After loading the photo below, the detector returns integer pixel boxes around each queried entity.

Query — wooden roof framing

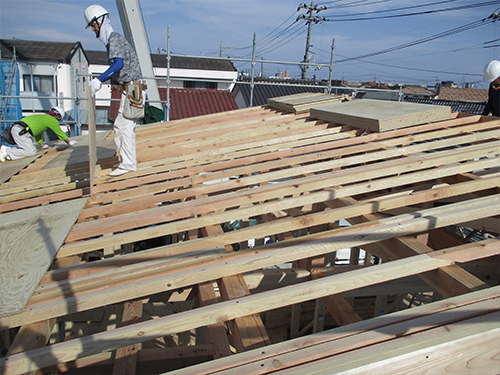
[0,95,499,374]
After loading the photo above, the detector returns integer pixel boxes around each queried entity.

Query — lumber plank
[0,198,88,317]
[112,301,143,375]
[0,254,455,373]
[166,287,500,375]
[3,195,498,330]
[310,99,451,132]
[198,281,232,359]
[279,311,500,375]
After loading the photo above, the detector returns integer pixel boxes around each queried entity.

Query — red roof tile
[109,87,238,121]
[437,87,488,102]
[402,86,434,95]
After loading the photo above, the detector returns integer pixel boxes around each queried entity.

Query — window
[183,81,217,90]
[23,75,54,92]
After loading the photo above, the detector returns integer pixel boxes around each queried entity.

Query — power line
[320,0,392,9]
[333,16,497,64]
[322,1,499,21]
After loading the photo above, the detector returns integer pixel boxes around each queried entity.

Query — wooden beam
[146,287,500,375]
[198,281,232,359]
[0,254,455,373]
[112,301,143,375]
[4,195,499,329]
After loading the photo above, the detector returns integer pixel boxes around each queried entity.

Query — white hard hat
[51,106,65,119]
[483,60,500,82]
[85,5,109,28]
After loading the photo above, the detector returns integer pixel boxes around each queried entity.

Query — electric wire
[323,1,499,21]
[333,17,494,64]
[320,0,393,9]
[258,23,308,56]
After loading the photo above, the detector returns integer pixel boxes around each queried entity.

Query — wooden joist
[0,97,499,374]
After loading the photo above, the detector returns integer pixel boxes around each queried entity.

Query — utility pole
[297,1,326,79]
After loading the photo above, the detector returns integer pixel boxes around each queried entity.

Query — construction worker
[0,106,75,162]
[482,60,500,117]
[85,4,143,176]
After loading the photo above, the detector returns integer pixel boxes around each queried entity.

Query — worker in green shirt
[0,106,76,162]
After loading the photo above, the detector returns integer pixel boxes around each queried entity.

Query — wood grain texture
[268,93,345,113]
[310,99,452,132]
[0,198,88,317]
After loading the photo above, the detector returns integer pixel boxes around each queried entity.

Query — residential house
[88,51,238,115]
[1,39,88,117]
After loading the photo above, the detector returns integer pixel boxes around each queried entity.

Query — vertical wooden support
[217,274,270,352]
[350,247,360,265]
[239,220,249,250]
[87,89,97,197]
[112,301,143,375]
[198,281,232,358]
[312,299,326,333]
[7,319,58,375]
[290,304,301,339]
[374,294,388,317]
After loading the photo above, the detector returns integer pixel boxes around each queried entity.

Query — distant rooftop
[437,86,488,103]
[86,50,236,72]
[1,39,82,64]
[109,87,238,121]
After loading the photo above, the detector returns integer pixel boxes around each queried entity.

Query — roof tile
[109,88,238,121]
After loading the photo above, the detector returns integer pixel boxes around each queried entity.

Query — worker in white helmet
[85,4,144,176]
[482,60,500,117]
[0,106,76,162]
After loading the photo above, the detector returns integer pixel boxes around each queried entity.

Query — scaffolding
[0,47,22,145]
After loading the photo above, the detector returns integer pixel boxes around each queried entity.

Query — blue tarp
[1,60,23,145]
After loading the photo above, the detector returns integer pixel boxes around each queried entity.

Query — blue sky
[1,0,499,87]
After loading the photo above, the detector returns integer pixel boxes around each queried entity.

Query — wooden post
[87,89,97,197]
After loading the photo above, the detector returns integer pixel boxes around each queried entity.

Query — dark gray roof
[85,50,236,72]
[355,90,401,101]
[403,97,486,115]
[152,54,236,72]
[1,39,82,64]
[85,50,109,65]
[234,82,352,107]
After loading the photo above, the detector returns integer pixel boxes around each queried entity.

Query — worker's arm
[97,57,123,82]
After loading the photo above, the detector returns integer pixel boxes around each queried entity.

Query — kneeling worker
[0,106,75,162]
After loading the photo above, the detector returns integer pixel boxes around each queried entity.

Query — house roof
[234,81,351,107]
[86,50,236,72]
[403,97,486,115]
[437,86,488,102]
[401,86,435,95]
[0,97,499,374]
[355,90,401,101]
[109,87,238,121]
[1,39,82,64]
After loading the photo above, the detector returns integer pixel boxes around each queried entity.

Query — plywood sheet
[268,93,344,114]
[310,99,451,132]
[0,150,47,183]
[0,198,88,317]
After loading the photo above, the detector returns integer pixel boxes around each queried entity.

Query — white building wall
[18,62,58,114]
[88,64,238,105]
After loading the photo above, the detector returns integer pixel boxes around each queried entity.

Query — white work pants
[113,91,137,171]
[5,124,38,160]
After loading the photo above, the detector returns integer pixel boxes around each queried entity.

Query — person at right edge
[85,4,143,176]
[482,60,500,117]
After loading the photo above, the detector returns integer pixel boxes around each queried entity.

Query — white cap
[483,60,500,82]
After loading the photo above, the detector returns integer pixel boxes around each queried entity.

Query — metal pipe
[166,25,171,122]
[249,33,256,108]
